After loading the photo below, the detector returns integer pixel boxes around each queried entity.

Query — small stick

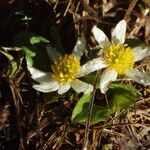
[9,79,25,150]
[83,71,99,150]
[124,0,138,21]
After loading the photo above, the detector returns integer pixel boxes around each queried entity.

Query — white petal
[33,81,59,93]
[100,68,118,93]
[28,66,54,83]
[71,79,93,93]
[46,45,61,61]
[79,57,107,77]
[28,66,46,79]
[92,25,111,49]
[57,84,70,94]
[126,69,150,86]
[73,34,86,59]
[112,20,127,44]
[134,46,150,62]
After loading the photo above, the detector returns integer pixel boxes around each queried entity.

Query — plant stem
[83,71,99,150]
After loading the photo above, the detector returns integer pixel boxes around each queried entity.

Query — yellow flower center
[104,44,135,75]
[51,54,80,83]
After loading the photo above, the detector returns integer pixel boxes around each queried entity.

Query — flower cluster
[28,20,150,94]
[28,36,105,94]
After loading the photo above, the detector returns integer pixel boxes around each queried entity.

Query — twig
[9,79,25,150]
[63,0,72,17]
[81,0,98,19]
[104,93,110,110]
[103,123,150,129]
[124,0,138,21]
[36,91,45,149]
[102,110,126,128]
[54,0,59,12]
[1,47,22,51]
[83,71,99,150]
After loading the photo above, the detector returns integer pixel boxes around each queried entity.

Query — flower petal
[33,81,59,93]
[92,25,111,49]
[28,67,54,83]
[100,68,118,93]
[112,20,127,44]
[71,79,93,93]
[46,45,61,61]
[79,57,107,77]
[58,84,70,95]
[73,34,86,59]
[134,46,150,62]
[126,69,150,86]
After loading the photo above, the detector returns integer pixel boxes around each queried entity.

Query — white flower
[92,20,150,93]
[28,35,107,94]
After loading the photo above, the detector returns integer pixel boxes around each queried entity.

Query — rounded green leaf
[108,83,138,112]
[72,93,112,125]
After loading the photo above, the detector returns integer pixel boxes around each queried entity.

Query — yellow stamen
[51,54,80,83]
[104,44,135,74]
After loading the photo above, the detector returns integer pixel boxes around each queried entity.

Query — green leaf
[80,72,100,87]
[108,83,138,112]
[14,32,50,71]
[79,72,96,85]
[9,60,18,77]
[22,46,36,57]
[26,54,33,66]
[72,93,112,125]
[125,39,144,48]
[0,50,14,61]
[30,36,49,44]
[0,49,23,78]
[72,93,91,121]
[14,32,39,57]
